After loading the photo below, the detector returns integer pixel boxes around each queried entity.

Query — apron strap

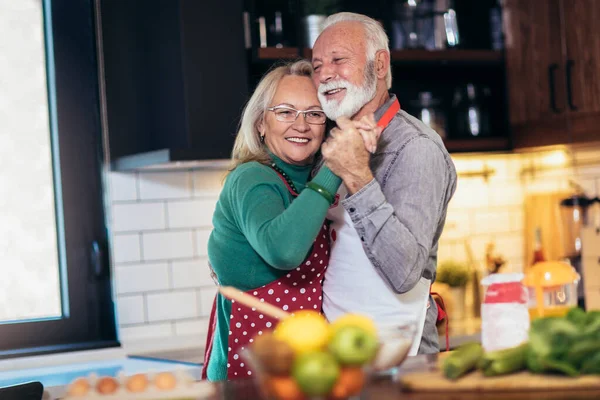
[201,262,220,379]
[430,291,449,352]
[201,292,218,379]
[269,167,299,197]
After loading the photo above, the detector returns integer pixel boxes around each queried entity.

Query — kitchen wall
[439,146,600,272]
[108,146,600,350]
[109,169,226,349]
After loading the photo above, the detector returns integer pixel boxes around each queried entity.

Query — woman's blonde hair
[230,59,314,170]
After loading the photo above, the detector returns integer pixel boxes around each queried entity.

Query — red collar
[376,98,400,130]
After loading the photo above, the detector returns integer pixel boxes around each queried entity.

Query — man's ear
[375,49,390,81]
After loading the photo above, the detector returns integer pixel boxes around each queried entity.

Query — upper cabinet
[99,0,249,170]
[562,0,600,144]
[504,0,600,149]
[247,0,512,154]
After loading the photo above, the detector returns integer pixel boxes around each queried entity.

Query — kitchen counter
[133,348,204,365]
[213,354,599,399]
[132,317,484,366]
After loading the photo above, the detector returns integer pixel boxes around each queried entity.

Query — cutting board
[400,370,600,392]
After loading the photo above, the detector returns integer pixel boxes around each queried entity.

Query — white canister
[480,273,529,352]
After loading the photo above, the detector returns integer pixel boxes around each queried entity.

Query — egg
[154,372,177,391]
[96,376,119,394]
[125,373,149,393]
[67,377,90,396]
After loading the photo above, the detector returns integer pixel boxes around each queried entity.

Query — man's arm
[341,137,451,293]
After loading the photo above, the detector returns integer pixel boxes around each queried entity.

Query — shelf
[256,47,301,60]
[254,47,503,65]
[390,49,504,65]
[443,137,511,153]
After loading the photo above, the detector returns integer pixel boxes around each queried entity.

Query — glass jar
[411,92,447,138]
[452,83,491,138]
[522,261,580,320]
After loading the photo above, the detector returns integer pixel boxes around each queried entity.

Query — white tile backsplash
[138,172,193,200]
[578,178,599,197]
[109,169,224,345]
[192,170,226,196]
[198,287,217,317]
[174,318,210,336]
[472,210,513,235]
[116,295,145,325]
[142,230,195,261]
[195,229,212,257]
[146,290,198,322]
[494,235,525,260]
[119,323,174,342]
[112,202,166,232]
[167,199,216,229]
[115,262,170,294]
[110,172,138,202]
[441,210,472,240]
[108,148,600,349]
[112,234,141,263]
[488,183,524,207]
[171,259,214,289]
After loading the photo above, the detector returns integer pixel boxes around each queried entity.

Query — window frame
[0,0,118,359]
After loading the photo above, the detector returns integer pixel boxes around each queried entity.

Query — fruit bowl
[242,318,418,400]
[370,320,418,373]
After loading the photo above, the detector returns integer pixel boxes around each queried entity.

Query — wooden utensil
[218,286,290,320]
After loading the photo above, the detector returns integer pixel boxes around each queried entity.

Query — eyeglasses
[267,106,327,125]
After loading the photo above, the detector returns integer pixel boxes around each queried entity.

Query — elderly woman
[202,60,378,381]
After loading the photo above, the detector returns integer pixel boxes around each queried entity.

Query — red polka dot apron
[201,168,330,380]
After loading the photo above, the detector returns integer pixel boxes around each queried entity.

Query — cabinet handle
[566,60,578,111]
[548,63,561,113]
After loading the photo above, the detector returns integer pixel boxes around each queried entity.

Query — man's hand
[353,114,381,154]
[321,116,380,194]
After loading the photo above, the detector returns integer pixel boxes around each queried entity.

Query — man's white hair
[322,12,392,89]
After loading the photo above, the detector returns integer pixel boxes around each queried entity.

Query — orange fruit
[266,376,305,400]
[330,367,366,399]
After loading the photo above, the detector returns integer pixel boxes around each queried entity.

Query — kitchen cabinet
[503,0,569,148]
[562,0,600,144]
[99,0,249,170]
[247,0,512,153]
[504,0,600,149]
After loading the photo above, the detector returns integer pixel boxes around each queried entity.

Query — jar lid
[560,195,592,208]
[522,261,580,287]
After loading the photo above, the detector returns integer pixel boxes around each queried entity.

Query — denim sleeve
[341,137,449,293]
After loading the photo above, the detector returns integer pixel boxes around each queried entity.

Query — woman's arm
[231,164,340,270]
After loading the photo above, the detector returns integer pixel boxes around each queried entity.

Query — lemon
[331,313,377,337]
[273,311,331,354]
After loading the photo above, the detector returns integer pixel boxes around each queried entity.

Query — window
[0,0,117,358]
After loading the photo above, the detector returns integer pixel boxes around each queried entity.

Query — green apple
[328,325,379,366]
[292,351,340,396]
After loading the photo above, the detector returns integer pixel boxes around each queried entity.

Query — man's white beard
[318,61,377,121]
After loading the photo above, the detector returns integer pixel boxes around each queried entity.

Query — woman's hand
[352,114,382,154]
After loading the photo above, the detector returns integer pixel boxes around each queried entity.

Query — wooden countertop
[212,354,600,400]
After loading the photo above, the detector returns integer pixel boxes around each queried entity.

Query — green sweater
[206,155,341,381]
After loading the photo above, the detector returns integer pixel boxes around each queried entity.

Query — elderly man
[313,12,457,354]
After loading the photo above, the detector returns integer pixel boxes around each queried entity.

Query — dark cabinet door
[504,0,570,148]
[100,0,248,168]
[561,0,600,144]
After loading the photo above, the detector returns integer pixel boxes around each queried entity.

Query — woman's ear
[257,120,265,136]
